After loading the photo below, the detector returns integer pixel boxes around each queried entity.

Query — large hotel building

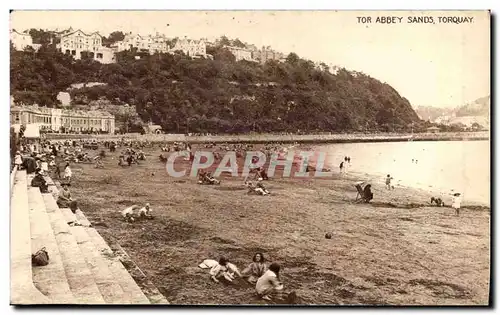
[10,104,115,134]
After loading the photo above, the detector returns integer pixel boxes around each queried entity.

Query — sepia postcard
[9,10,490,306]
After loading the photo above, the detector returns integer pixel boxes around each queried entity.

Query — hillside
[414,106,455,122]
[415,95,490,125]
[10,40,421,134]
[455,95,490,117]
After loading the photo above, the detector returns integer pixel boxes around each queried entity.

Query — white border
[1,1,497,314]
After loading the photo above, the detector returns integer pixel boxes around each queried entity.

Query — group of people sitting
[121,203,153,222]
[199,254,295,303]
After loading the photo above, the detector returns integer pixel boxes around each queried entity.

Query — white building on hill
[171,38,206,57]
[114,32,171,54]
[224,45,254,61]
[56,29,116,64]
[10,30,41,51]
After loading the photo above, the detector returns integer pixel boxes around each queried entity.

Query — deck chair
[354,181,371,203]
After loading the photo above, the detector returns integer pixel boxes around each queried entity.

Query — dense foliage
[10,36,421,134]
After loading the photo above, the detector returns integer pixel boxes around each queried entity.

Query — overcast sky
[10,10,490,108]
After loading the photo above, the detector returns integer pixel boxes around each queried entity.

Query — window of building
[97,53,103,59]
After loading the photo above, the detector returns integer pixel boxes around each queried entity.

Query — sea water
[315,140,490,205]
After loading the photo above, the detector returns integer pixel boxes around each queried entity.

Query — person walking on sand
[339,161,344,174]
[452,193,462,216]
[386,174,394,190]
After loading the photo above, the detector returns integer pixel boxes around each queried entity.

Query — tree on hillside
[102,31,126,47]
[218,35,231,46]
[232,38,246,48]
[28,28,53,45]
[286,52,300,65]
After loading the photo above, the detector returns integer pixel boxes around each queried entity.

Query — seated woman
[256,262,285,301]
[242,253,267,284]
[362,184,374,203]
[199,257,241,283]
[57,183,73,208]
[31,169,49,193]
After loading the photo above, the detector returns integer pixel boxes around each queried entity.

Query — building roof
[10,104,114,119]
[61,29,103,38]
[10,29,30,36]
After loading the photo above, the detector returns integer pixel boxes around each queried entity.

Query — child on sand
[199,257,242,283]
[255,263,284,301]
[121,205,140,222]
[452,193,462,216]
[385,174,394,190]
[138,203,153,219]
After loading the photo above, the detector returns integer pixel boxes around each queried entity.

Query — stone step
[67,224,128,304]
[68,209,150,304]
[84,227,151,304]
[42,195,106,304]
[27,186,75,304]
[10,170,50,305]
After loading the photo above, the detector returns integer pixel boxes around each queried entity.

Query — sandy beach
[64,145,490,305]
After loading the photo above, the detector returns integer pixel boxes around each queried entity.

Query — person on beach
[63,162,72,183]
[339,161,344,174]
[256,262,285,301]
[121,205,140,222]
[57,183,73,208]
[452,193,462,216]
[40,157,49,175]
[363,184,374,202]
[31,169,49,193]
[14,151,23,170]
[138,203,153,219]
[430,197,445,207]
[199,257,241,283]
[385,174,394,190]
[242,253,267,284]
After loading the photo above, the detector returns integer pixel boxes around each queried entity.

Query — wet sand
[65,146,490,305]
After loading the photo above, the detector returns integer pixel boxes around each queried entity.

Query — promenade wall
[45,131,489,144]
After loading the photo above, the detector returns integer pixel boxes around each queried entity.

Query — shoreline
[44,131,489,144]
